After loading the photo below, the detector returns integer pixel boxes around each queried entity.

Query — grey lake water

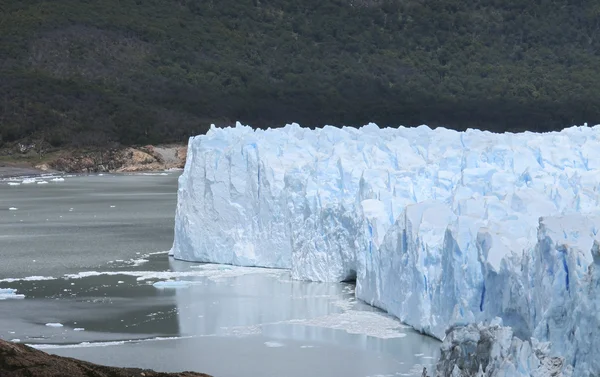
[0,172,440,377]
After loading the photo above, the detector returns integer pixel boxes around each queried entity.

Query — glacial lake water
[0,172,440,377]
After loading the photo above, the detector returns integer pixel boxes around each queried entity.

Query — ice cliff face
[171,122,600,376]
[434,320,572,377]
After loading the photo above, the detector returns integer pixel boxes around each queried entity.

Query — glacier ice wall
[434,319,573,377]
[171,122,600,376]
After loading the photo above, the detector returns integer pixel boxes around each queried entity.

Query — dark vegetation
[1,0,600,147]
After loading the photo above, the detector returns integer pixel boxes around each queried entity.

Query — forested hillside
[2,0,600,147]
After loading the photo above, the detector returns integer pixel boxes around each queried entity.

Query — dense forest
[1,0,600,147]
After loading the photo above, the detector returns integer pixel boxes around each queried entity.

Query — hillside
[1,0,600,148]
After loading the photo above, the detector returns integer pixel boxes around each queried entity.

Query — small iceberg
[264,341,285,348]
[45,323,64,328]
[7,182,20,186]
[51,178,65,182]
[8,207,18,211]
[0,288,25,300]
[152,280,191,289]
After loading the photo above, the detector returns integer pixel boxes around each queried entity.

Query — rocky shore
[47,145,187,174]
[0,144,187,177]
[0,339,211,377]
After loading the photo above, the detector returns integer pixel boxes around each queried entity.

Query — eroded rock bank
[0,142,187,175]
[47,145,187,173]
[0,339,211,377]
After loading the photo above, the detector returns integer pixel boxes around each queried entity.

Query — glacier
[434,319,572,377]
[171,122,600,376]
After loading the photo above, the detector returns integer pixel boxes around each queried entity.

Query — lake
[0,172,440,377]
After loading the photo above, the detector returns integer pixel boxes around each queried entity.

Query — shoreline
[0,144,186,178]
[0,339,211,377]
[0,164,57,179]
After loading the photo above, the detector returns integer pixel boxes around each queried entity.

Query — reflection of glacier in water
[2,256,440,376]
[167,258,441,376]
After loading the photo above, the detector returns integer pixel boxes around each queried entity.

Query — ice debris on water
[264,341,285,348]
[45,323,63,327]
[152,280,191,288]
[171,122,600,376]
[0,276,54,283]
[0,288,25,300]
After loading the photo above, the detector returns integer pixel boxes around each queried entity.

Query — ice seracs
[171,122,600,376]
[434,320,572,377]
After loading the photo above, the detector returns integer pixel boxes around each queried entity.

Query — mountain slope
[1,0,600,147]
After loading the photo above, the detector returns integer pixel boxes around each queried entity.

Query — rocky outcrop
[0,339,211,377]
[47,145,186,173]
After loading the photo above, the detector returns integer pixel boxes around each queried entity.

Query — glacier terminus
[171,122,600,376]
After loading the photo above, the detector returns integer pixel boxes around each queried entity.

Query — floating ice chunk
[129,258,148,266]
[36,181,48,185]
[51,177,65,182]
[8,207,17,211]
[45,323,63,327]
[264,341,284,347]
[21,178,36,184]
[7,182,20,186]
[0,276,55,283]
[287,310,409,339]
[29,336,192,350]
[73,328,85,331]
[0,288,25,300]
[152,280,191,288]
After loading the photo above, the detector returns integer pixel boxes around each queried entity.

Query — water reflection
[168,257,441,375]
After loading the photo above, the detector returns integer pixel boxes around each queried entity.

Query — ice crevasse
[171,122,600,376]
